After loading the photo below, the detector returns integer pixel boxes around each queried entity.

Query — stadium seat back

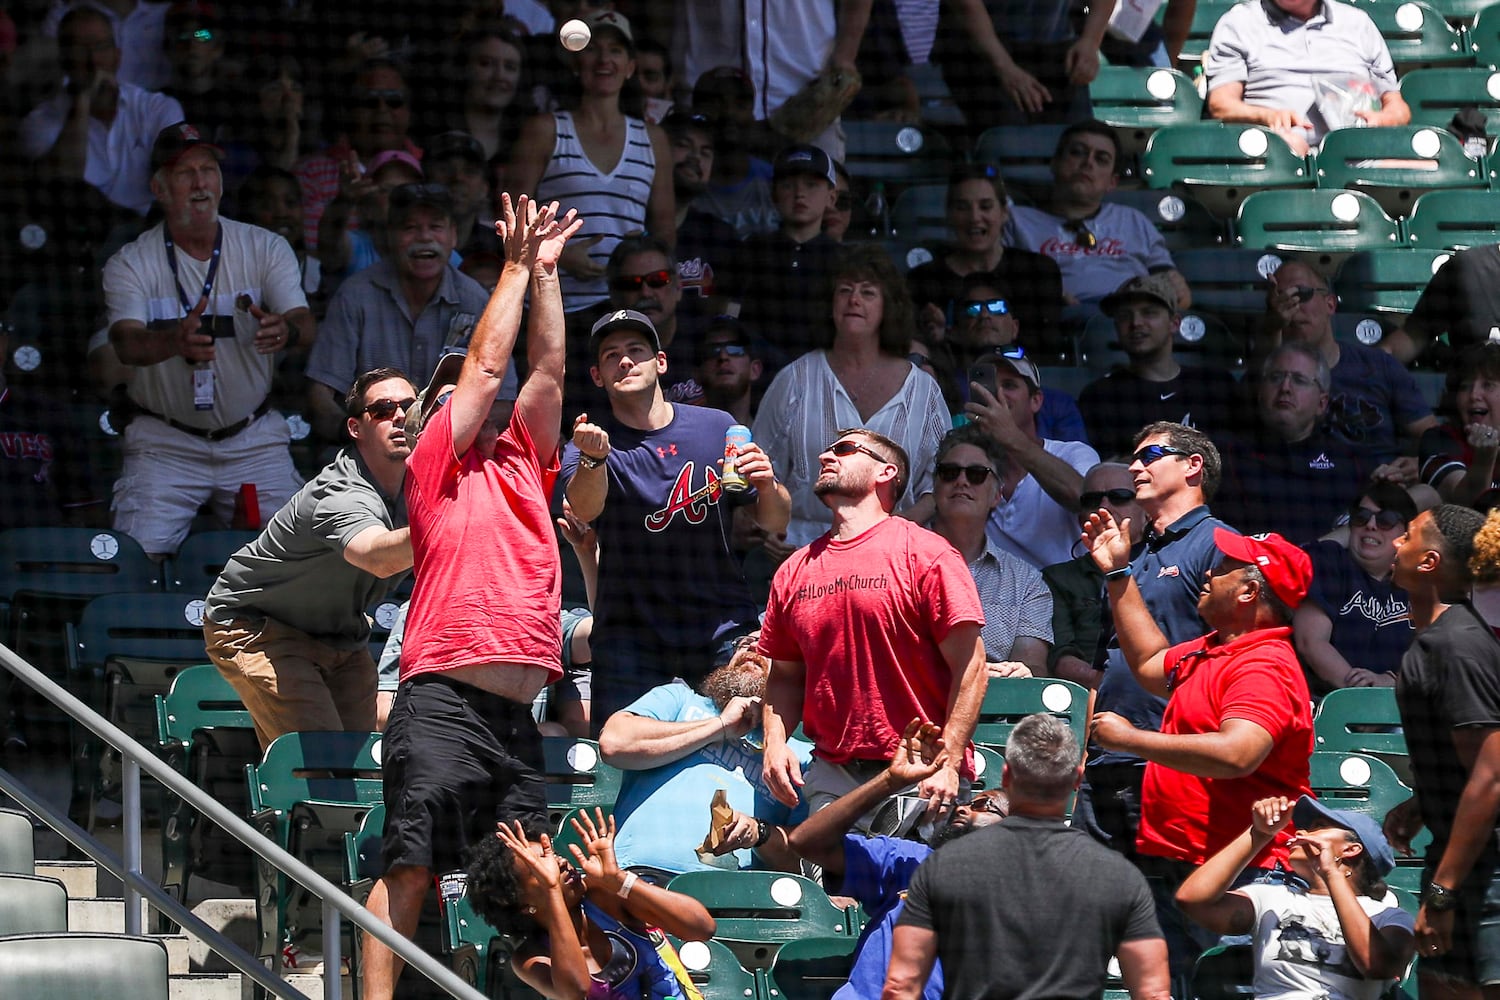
[1315,125,1485,218]
[1143,124,1313,219]
[1406,188,1500,248]
[1090,67,1205,154]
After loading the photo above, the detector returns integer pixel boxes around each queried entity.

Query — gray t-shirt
[205,448,408,647]
[1006,202,1175,305]
[1205,0,1399,144]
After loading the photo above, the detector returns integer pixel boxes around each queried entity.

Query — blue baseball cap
[1292,795,1397,876]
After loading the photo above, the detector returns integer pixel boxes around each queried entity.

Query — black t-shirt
[726,231,839,364]
[1396,603,1500,856]
[905,248,1064,350]
[897,815,1160,1000]
[1077,364,1240,460]
[1217,426,1368,546]
[1407,245,1500,358]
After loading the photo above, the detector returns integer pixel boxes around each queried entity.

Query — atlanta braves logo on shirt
[645,461,723,532]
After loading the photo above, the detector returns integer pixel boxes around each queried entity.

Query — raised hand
[534,204,584,276]
[889,717,948,788]
[1250,796,1294,838]
[571,413,611,462]
[495,821,561,892]
[566,807,623,889]
[1082,509,1132,575]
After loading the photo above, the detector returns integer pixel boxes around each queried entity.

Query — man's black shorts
[381,674,547,876]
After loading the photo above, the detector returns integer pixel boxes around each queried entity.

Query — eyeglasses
[355,89,407,110]
[1348,506,1406,530]
[610,269,673,292]
[1290,286,1329,304]
[976,795,1008,818]
[1065,219,1097,250]
[833,194,853,212]
[829,439,890,463]
[1080,488,1137,508]
[363,397,416,420]
[1265,369,1322,390]
[962,298,1008,318]
[704,343,749,360]
[936,463,995,486]
[1131,444,1190,466]
[732,634,761,652]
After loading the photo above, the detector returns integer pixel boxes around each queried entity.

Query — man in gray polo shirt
[203,366,417,750]
[303,183,496,442]
[1205,0,1409,155]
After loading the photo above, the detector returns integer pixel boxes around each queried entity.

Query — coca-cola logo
[1039,236,1129,258]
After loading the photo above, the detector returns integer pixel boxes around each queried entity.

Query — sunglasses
[176,29,216,43]
[1080,488,1137,508]
[833,194,853,212]
[364,397,416,420]
[355,89,407,110]
[977,795,1009,818]
[732,633,762,652]
[936,463,995,486]
[962,298,1009,318]
[1131,444,1190,466]
[1065,219,1097,250]
[611,269,673,292]
[1348,506,1406,530]
[704,343,749,360]
[1290,285,1329,304]
[829,439,890,463]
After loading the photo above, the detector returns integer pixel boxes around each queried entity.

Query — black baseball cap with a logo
[588,309,661,361]
[151,121,224,173]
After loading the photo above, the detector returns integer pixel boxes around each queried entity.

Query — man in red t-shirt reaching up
[1084,515,1315,992]
[759,428,988,835]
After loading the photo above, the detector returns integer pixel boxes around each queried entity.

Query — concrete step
[167,972,246,1000]
[69,893,150,931]
[37,859,98,897]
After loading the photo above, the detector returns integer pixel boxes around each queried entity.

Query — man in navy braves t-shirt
[561,308,792,730]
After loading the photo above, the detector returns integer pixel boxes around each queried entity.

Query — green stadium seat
[0,933,169,1000]
[1174,0,1246,63]
[665,870,855,970]
[974,124,1071,199]
[1470,0,1500,66]
[1309,751,1414,819]
[1400,67,1500,132]
[154,664,258,909]
[972,678,1089,752]
[1235,189,1402,263]
[163,530,256,597]
[841,121,953,190]
[1313,687,1405,756]
[1090,67,1205,154]
[888,183,949,246]
[1336,248,1453,315]
[673,937,762,1000]
[764,935,859,1000]
[1350,0,1471,68]
[1142,123,1313,220]
[542,736,622,832]
[245,730,383,971]
[1104,189,1229,250]
[1314,126,1485,219]
[972,742,1006,792]
[0,873,69,934]
[1191,942,1254,1000]
[1405,188,1500,248]
[1425,0,1494,24]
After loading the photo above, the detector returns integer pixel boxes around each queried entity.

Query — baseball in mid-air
[559,18,591,52]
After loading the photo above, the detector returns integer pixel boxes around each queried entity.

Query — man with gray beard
[597,630,812,879]
[304,183,502,442]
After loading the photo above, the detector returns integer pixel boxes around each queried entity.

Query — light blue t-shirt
[613,682,812,874]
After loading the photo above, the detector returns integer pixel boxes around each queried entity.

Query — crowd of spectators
[2,0,1500,997]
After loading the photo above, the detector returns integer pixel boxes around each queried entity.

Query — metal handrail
[0,642,487,1000]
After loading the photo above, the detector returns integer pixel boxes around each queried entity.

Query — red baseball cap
[1213,528,1312,609]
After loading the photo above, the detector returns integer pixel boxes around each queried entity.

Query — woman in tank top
[508,12,674,312]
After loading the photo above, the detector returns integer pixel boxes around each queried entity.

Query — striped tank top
[537,111,656,311]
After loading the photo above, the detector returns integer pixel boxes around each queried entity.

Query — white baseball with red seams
[559,18,590,51]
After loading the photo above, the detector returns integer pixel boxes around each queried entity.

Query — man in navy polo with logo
[562,308,792,730]
[1079,421,1236,865]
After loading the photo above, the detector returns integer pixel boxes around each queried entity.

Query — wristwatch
[579,451,608,470]
[1423,882,1458,912]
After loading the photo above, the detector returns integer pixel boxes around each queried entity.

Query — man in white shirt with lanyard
[103,121,315,558]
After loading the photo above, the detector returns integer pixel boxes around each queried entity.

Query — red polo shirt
[1137,626,1313,867]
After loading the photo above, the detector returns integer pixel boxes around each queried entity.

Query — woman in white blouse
[753,243,951,551]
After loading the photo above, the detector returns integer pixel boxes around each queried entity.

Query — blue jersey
[835,836,943,1000]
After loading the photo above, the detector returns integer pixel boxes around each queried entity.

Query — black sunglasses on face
[355,89,406,110]
[611,269,673,292]
[829,439,890,463]
[936,463,995,485]
[364,397,416,420]
[962,298,1009,318]
[1348,506,1406,530]
[1081,488,1137,508]
[1290,285,1328,304]
[704,343,749,360]
[1132,444,1190,466]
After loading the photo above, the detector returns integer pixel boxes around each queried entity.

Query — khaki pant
[203,616,377,751]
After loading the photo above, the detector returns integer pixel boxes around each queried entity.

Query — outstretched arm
[517,200,583,458]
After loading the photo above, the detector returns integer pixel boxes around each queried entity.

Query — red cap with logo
[1213,528,1312,609]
